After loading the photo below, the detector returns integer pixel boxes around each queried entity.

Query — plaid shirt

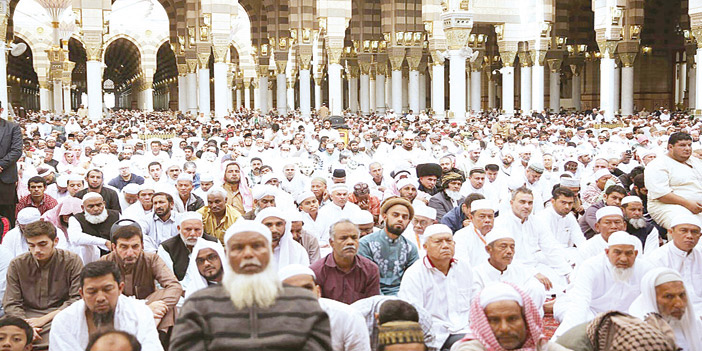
[15,194,58,216]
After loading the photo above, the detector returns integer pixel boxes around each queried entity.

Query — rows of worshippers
[1,108,702,350]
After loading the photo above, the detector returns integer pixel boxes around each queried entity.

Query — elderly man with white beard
[648,214,702,317]
[622,195,660,255]
[279,264,371,351]
[454,199,495,267]
[628,268,702,351]
[157,212,219,282]
[68,193,121,256]
[170,220,332,351]
[553,231,652,337]
[255,207,310,270]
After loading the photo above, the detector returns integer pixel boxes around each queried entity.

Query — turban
[607,231,638,248]
[17,208,41,225]
[122,183,140,195]
[441,172,465,188]
[253,184,278,201]
[484,228,514,245]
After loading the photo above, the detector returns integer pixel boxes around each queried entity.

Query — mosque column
[430,51,445,118]
[212,45,229,118]
[299,53,312,118]
[327,40,344,115]
[243,81,251,109]
[186,59,198,114]
[613,58,621,114]
[348,65,359,112]
[471,63,482,113]
[487,73,495,109]
[465,63,471,112]
[448,49,467,120]
[547,58,562,113]
[314,76,322,111]
[274,54,287,114]
[691,28,702,115]
[258,65,269,113]
[85,42,103,120]
[359,57,371,115]
[619,50,637,116]
[287,77,295,112]
[177,63,187,112]
[530,50,545,112]
[369,69,376,112]
[498,44,517,116]
[690,59,697,110]
[570,61,582,111]
[407,48,421,113]
[419,65,426,111]
[197,49,211,118]
[375,59,387,114]
[518,51,532,113]
[39,78,51,111]
[388,47,405,113]
[143,79,154,111]
[598,40,618,119]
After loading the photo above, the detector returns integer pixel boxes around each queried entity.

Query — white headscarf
[183,238,226,300]
[629,267,702,351]
[255,207,310,270]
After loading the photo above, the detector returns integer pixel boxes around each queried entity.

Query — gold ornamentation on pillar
[0,14,8,41]
[85,44,102,61]
[212,46,228,63]
[500,50,517,67]
[274,60,286,75]
[619,53,637,67]
[186,59,198,73]
[388,47,405,71]
[359,61,371,75]
[569,63,582,76]
[546,59,562,73]
[596,40,619,59]
[692,28,702,49]
[445,28,472,51]
[406,49,422,71]
[177,63,188,75]
[38,79,50,90]
[529,50,547,66]
[430,50,445,66]
[197,52,210,69]
[327,46,343,65]
[376,62,387,76]
[518,52,532,67]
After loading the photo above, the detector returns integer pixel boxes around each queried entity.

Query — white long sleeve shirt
[316,202,362,243]
[319,298,371,351]
[398,256,473,346]
[648,242,702,317]
[536,206,586,261]
[50,295,163,351]
[453,223,489,267]
[471,260,546,312]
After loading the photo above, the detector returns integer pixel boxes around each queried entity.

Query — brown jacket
[101,251,183,329]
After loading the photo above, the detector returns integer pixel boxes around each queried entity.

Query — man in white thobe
[644,132,702,229]
[279,264,371,351]
[453,199,495,267]
[401,203,437,257]
[471,228,547,314]
[398,224,473,351]
[316,183,362,245]
[648,213,702,317]
[553,231,652,338]
[493,187,571,293]
[573,206,629,265]
[536,187,586,261]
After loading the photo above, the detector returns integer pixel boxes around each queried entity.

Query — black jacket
[161,233,218,280]
[0,119,22,184]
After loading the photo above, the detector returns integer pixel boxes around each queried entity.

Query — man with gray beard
[71,193,121,251]
[553,231,653,337]
[170,220,332,351]
[622,195,661,255]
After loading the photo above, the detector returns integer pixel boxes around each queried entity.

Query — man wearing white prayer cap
[173,173,205,214]
[243,184,278,220]
[401,203,436,256]
[122,183,155,221]
[398,224,473,350]
[45,174,71,201]
[621,195,660,256]
[255,207,310,270]
[66,173,85,197]
[279,264,371,351]
[118,183,141,212]
[350,210,376,237]
[288,210,321,263]
[1,207,50,258]
[171,220,332,350]
[395,178,418,203]
[472,228,547,315]
[192,173,215,200]
[574,205,627,264]
[628,267,702,351]
[317,182,363,245]
[181,238,226,300]
[553,231,652,337]
[648,213,702,317]
[454,199,496,267]
[157,211,219,282]
[581,168,614,208]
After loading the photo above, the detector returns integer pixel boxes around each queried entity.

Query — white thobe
[494,211,571,291]
[122,202,152,221]
[398,256,473,346]
[401,228,426,257]
[319,298,372,351]
[459,182,486,198]
[0,246,10,314]
[573,234,607,266]
[471,261,546,313]
[316,202,362,243]
[553,253,652,337]
[645,154,702,229]
[2,226,70,259]
[648,243,702,317]
[49,295,163,351]
[453,223,489,268]
[536,206,586,262]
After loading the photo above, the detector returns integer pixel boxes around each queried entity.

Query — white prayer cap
[17,208,41,225]
[200,173,214,182]
[123,183,140,195]
[67,173,84,182]
[56,175,68,188]
[621,196,642,206]
[176,173,194,183]
[396,178,415,191]
[223,219,272,245]
[484,228,515,245]
[253,184,278,201]
[329,183,349,193]
[638,148,657,158]
[37,168,52,177]
[607,231,637,248]
[255,207,287,223]
[596,206,623,222]
[470,199,495,212]
[479,282,523,308]
[177,211,203,226]
[414,203,437,220]
[591,169,612,181]
[288,211,304,222]
[138,183,155,193]
[261,172,280,185]
[118,160,131,169]
[560,177,580,188]
[350,210,374,225]
[295,191,316,204]
[165,162,181,170]
[669,213,702,229]
[653,269,683,287]
[278,264,316,282]
[423,224,452,239]
[82,192,103,202]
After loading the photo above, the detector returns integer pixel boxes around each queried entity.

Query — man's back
[170,285,331,351]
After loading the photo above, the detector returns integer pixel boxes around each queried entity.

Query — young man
[0,316,33,351]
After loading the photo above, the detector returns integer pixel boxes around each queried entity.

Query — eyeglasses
[196,253,220,265]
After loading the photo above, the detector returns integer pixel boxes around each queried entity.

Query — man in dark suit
[0,103,23,226]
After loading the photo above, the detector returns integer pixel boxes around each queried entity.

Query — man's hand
[104,241,113,251]
[0,166,4,173]
[535,273,553,291]
[26,316,47,329]
[147,300,168,319]
[685,200,702,215]
[31,327,42,342]
[358,200,370,210]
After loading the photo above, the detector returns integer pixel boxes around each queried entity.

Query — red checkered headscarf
[461,282,545,351]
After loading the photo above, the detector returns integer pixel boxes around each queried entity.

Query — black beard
[93,309,114,329]
[88,183,101,190]
[205,268,223,282]
[387,224,405,236]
